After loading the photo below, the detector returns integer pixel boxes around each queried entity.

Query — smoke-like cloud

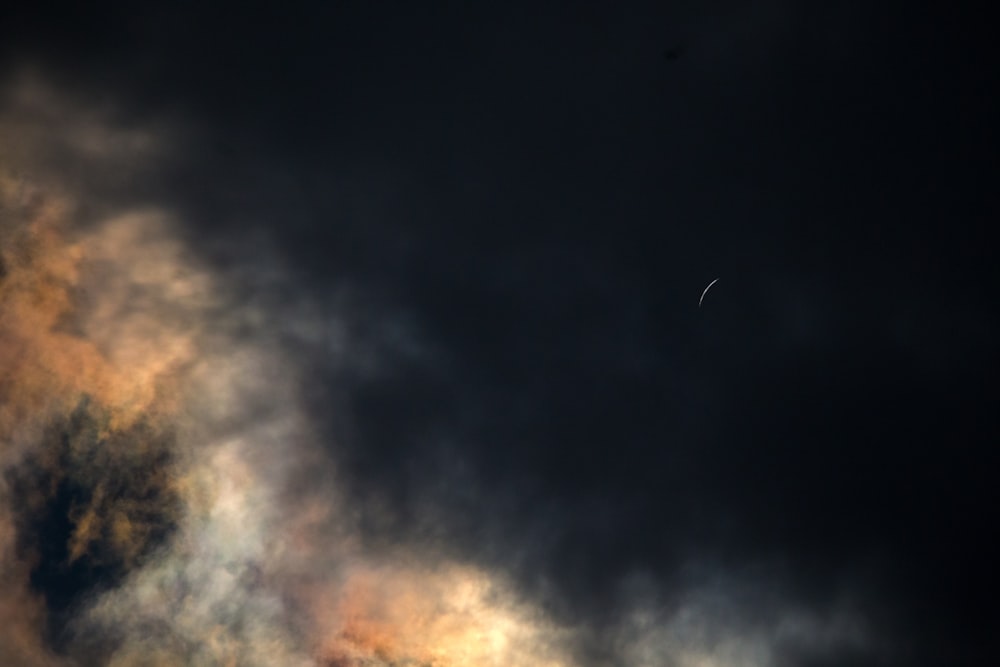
[0,72,584,667]
[1,72,888,666]
[606,566,884,667]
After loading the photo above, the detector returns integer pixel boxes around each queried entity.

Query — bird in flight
[699,279,719,308]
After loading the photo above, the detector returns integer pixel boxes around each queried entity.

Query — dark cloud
[6,399,180,654]
[1,1,997,665]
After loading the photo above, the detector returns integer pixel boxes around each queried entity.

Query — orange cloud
[1,78,580,667]
[310,561,572,667]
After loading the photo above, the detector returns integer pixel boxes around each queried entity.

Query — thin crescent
[699,278,719,308]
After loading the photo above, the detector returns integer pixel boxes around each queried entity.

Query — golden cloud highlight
[1,76,577,667]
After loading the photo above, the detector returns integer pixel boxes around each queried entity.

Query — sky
[0,2,997,666]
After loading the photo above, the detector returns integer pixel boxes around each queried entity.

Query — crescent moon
[699,279,719,308]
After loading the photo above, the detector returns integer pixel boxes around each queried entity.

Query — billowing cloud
[0,73,583,667]
[1,72,895,667]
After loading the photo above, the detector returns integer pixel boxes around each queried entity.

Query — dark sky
[1,2,997,665]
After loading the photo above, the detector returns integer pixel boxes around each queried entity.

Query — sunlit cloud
[1,73,883,667]
[0,73,580,667]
